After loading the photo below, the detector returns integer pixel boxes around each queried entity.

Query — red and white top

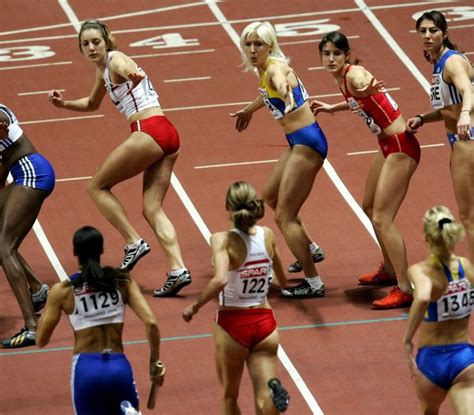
[219,226,273,308]
[103,51,160,119]
[340,65,400,135]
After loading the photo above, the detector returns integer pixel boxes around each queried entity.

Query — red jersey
[340,65,401,135]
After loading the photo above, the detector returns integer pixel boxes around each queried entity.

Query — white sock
[168,267,187,277]
[127,239,143,248]
[306,276,323,289]
[309,242,319,255]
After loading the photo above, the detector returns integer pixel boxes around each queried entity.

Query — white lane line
[205,0,325,413]
[0,61,72,71]
[58,0,81,32]
[355,0,431,93]
[164,76,211,83]
[20,114,104,125]
[0,1,454,39]
[0,1,210,36]
[129,49,215,60]
[56,176,92,183]
[18,89,64,96]
[347,143,446,156]
[280,35,360,47]
[195,159,278,169]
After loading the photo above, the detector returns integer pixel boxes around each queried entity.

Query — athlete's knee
[142,204,163,224]
[371,211,392,234]
[274,209,293,229]
[0,243,15,261]
[87,178,111,197]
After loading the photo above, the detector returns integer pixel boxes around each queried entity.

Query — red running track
[0,1,473,414]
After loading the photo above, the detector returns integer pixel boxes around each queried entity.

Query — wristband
[415,114,424,126]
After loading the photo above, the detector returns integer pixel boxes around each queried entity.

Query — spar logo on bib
[240,267,268,278]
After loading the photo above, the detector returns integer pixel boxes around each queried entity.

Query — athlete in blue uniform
[230,21,327,299]
[0,103,54,348]
[404,206,474,414]
[407,10,474,262]
[37,226,165,414]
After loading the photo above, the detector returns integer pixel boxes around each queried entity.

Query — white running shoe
[119,240,150,271]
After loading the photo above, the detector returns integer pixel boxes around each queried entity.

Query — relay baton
[147,361,164,410]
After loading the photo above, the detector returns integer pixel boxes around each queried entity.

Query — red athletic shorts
[216,308,277,350]
[378,131,421,164]
[130,115,180,155]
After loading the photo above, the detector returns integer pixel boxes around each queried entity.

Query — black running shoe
[31,283,49,312]
[1,326,36,349]
[268,378,290,412]
[288,246,325,273]
[153,270,192,297]
[120,240,150,271]
[281,281,325,298]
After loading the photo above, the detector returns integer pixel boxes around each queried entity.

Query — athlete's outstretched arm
[37,283,65,347]
[182,232,229,322]
[48,68,106,112]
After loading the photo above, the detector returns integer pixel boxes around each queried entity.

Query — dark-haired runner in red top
[312,31,420,309]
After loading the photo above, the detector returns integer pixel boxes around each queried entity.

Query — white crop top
[67,274,125,331]
[219,226,273,307]
[0,103,24,153]
[103,51,160,119]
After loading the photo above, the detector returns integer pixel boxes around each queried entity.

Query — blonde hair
[226,181,264,233]
[78,19,116,53]
[239,21,289,72]
[423,205,464,250]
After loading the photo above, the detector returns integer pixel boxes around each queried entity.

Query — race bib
[437,280,474,321]
[348,98,382,135]
[430,73,444,109]
[259,87,283,119]
[75,289,123,320]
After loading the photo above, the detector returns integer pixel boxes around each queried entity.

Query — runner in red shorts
[313,31,420,309]
[48,19,190,297]
[183,181,290,414]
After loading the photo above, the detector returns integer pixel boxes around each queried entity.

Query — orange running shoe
[358,263,398,286]
[372,287,413,309]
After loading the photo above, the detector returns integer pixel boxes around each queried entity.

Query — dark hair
[78,19,116,53]
[225,181,264,233]
[415,10,458,62]
[318,31,360,64]
[72,226,129,291]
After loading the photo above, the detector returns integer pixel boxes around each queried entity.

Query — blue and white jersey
[430,50,473,109]
[0,103,23,152]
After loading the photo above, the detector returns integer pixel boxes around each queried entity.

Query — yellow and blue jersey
[258,63,309,120]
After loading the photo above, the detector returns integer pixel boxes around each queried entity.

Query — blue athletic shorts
[71,353,139,415]
[447,127,474,147]
[9,153,55,192]
[285,122,328,159]
[416,343,474,390]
